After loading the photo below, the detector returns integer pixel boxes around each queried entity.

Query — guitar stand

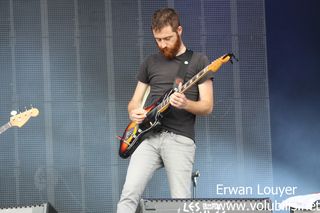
[191,170,200,199]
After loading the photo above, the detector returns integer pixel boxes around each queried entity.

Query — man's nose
[159,40,167,48]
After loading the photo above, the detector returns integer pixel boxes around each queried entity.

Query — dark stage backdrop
[0,0,271,212]
[266,0,320,204]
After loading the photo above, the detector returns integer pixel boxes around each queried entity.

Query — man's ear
[177,26,183,36]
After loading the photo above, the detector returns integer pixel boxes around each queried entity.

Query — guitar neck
[0,122,12,135]
[180,66,209,93]
[156,65,210,112]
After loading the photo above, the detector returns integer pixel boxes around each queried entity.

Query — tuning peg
[227,53,239,64]
[10,110,17,116]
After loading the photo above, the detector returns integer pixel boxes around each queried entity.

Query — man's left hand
[170,91,188,109]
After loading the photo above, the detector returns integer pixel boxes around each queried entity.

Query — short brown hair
[151,8,180,32]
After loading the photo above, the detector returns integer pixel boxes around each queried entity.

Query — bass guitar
[0,108,39,135]
[118,53,236,159]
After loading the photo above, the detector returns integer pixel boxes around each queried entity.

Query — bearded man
[117,8,214,213]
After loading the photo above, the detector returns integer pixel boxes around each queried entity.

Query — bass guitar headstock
[10,108,39,128]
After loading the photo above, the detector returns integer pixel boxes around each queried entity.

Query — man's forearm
[128,100,140,115]
[184,99,213,116]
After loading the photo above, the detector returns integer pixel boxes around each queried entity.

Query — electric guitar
[0,108,39,135]
[118,53,236,159]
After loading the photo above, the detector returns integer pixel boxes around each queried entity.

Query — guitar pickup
[116,136,131,145]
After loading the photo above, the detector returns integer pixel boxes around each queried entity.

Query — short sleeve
[136,57,149,84]
[197,54,214,85]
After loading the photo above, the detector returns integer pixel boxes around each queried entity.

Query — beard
[158,33,181,60]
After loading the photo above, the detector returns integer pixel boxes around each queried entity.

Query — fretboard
[0,122,12,135]
[156,65,210,112]
[180,66,209,93]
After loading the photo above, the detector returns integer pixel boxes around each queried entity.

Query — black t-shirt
[137,50,213,141]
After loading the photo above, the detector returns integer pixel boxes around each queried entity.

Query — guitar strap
[173,49,193,90]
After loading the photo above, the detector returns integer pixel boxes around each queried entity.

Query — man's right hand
[129,108,147,124]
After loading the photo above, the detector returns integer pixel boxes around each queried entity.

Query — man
[117,8,214,213]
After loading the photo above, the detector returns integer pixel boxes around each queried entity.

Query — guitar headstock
[10,108,39,128]
[207,53,238,73]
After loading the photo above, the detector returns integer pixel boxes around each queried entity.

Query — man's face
[153,25,181,60]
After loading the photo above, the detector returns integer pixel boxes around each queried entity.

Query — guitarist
[117,8,214,213]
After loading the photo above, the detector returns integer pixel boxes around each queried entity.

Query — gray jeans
[117,131,196,213]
